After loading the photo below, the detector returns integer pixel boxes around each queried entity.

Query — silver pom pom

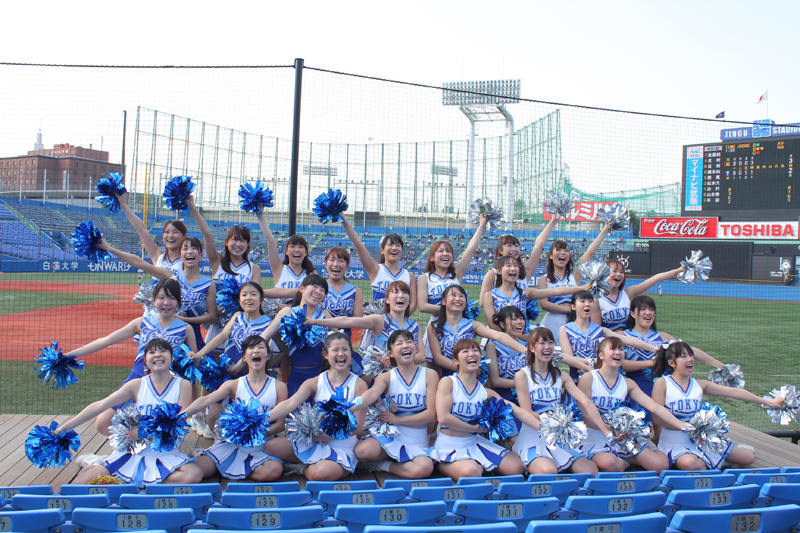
[544,192,574,218]
[538,403,587,450]
[578,260,612,298]
[285,402,325,449]
[577,358,596,378]
[597,202,630,233]
[261,298,283,319]
[108,404,152,454]
[763,385,800,426]
[468,197,504,234]
[363,299,385,316]
[552,347,564,363]
[707,364,745,389]
[365,398,401,438]
[603,406,651,455]
[685,404,730,455]
[677,250,713,284]
[133,283,156,315]
[361,345,388,379]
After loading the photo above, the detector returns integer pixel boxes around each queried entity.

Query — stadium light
[442,80,521,106]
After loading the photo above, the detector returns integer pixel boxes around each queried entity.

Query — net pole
[288,58,304,236]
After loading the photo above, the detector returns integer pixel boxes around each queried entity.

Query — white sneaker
[76,453,107,468]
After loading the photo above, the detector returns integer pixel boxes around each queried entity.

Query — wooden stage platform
[1,413,798,490]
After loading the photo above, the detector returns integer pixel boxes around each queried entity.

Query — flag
[715,111,725,119]
[757,90,768,104]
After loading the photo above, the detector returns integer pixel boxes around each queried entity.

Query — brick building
[0,132,124,194]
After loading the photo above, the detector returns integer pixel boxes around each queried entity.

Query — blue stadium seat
[781,467,800,473]
[452,498,560,532]
[317,487,405,517]
[525,512,669,532]
[70,508,196,533]
[409,484,494,511]
[332,501,448,533]
[381,478,452,495]
[664,484,761,512]
[527,473,593,485]
[660,474,737,492]
[205,505,325,530]
[725,467,781,476]
[659,469,722,478]
[0,485,53,499]
[596,470,658,478]
[305,480,378,500]
[10,493,110,519]
[754,484,800,508]
[497,480,580,505]
[553,491,668,520]
[59,483,139,505]
[119,493,215,520]
[0,509,65,533]
[582,476,662,495]
[667,504,800,533]
[363,524,518,533]
[219,491,313,509]
[737,473,800,486]
[456,475,526,489]
[187,529,348,533]
[223,481,303,493]
[145,483,222,501]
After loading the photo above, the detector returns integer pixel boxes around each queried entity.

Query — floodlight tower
[443,79,521,223]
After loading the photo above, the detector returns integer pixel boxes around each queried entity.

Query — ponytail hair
[566,290,594,323]
[625,294,658,331]
[651,341,693,379]
[289,274,329,307]
[526,327,560,386]
[283,235,316,275]
[594,336,626,369]
[493,255,526,301]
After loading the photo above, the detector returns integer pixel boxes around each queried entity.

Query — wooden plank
[0,414,56,480]
[0,414,43,451]
[12,415,73,487]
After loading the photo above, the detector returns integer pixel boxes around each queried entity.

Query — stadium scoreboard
[682,137,798,220]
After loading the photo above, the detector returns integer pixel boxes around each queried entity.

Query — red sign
[543,201,616,221]
[640,217,719,238]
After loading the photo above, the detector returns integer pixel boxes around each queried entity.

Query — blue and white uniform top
[436,318,475,377]
[214,260,255,285]
[624,328,662,364]
[174,270,212,318]
[489,287,527,315]
[321,282,357,338]
[442,375,487,430]
[224,313,272,365]
[387,367,427,416]
[663,376,703,421]
[491,340,526,403]
[564,321,604,382]
[236,375,278,414]
[130,316,188,381]
[371,264,411,301]
[521,367,562,414]
[545,273,576,306]
[423,272,459,306]
[316,372,358,405]
[599,291,631,331]
[491,266,528,290]
[275,265,308,297]
[153,253,183,286]
[589,369,628,414]
[360,314,420,352]
[136,375,181,416]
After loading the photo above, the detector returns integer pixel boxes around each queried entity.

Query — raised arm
[626,266,686,299]
[523,216,558,275]
[455,216,487,281]
[660,332,723,370]
[115,191,162,263]
[99,238,173,280]
[256,212,283,281]
[186,195,220,272]
[525,282,589,301]
[341,217,379,280]
[351,373,391,412]
[574,221,612,280]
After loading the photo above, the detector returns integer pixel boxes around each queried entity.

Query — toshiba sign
[717,221,798,240]
[640,217,718,239]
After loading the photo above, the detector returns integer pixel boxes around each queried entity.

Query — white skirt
[204,438,282,480]
[512,423,577,472]
[430,432,508,471]
[658,427,734,469]
[374,425,430,462]
[581,427,642,459]
[293,435,358,473]
[103,447,193,487]
[539,312,567,337]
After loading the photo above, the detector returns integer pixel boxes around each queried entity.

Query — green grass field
[1,273,796,432]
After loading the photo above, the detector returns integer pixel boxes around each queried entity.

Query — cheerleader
[593,261,686,331]
[512,327,602,475]
[652,341,784,470]
[265,332,367,481]
[536,221,612,335]
[66,279,196,439]
[257,213,316,296]
[56,338,203,485]
[259,274,334,396]
[432,339,539,481]
[351,329,438,478]
[428,285,529,378]
[182,336,287,481]
[577,337,691,474]
[339,214,417,312]
[319,247,363,341]
[479,216,560,301]
[486,306,528,404]
[98,236,216,350]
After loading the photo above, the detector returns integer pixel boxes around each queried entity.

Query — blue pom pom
[25,421,80,468]
[198,352,234,392]
[218,398,272,447]
[279,306,326,353]
[170,344,200,384]
[70,222,111,264]
[95,173,127,213]
[137,401,189,452]
[238,182,274,215]
[468,398,516,443]
[163,175,196,213]
[565,399,584,420]
[312,189,348,225]
[317,386,358,440]
[477,353,491,385]
[464,299,481,320]
[526,299,540,323]
[215,277,244,319]
[35,341,84,389]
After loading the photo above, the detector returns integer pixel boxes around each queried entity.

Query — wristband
[353,396,363,406]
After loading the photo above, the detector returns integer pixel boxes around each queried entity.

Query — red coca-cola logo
[641,217,718,238]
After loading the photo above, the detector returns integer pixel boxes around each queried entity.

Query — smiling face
[239,284,264,314]
[631,303,656,331]
[180,239,202,267]
[163,223,185,253]
[432,242,454,270]
[244,340,270,370]
[389,334,416,365]
[226,233,250,260]
[381,237,404,263]
[454,343,482,373]
[607,261,626,289]
[286,241,308,266]
[325,252,348,281]
[549,243,571,271]
[300,283,327,307]
[443,286,467,313]
[498,257,520,284]
[669,346,695,376]
[386,284,410,313]
[531,336,556,365]
[503,313,527,338]
[324,338,352,371]
[145,344,172,373]
[499,239,521,259]
[598,340,625,369]
[154,287,179,318]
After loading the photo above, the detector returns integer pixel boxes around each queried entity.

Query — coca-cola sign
[640,217,719,239]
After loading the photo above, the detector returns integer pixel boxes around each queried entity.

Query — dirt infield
[0,281,141,367]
